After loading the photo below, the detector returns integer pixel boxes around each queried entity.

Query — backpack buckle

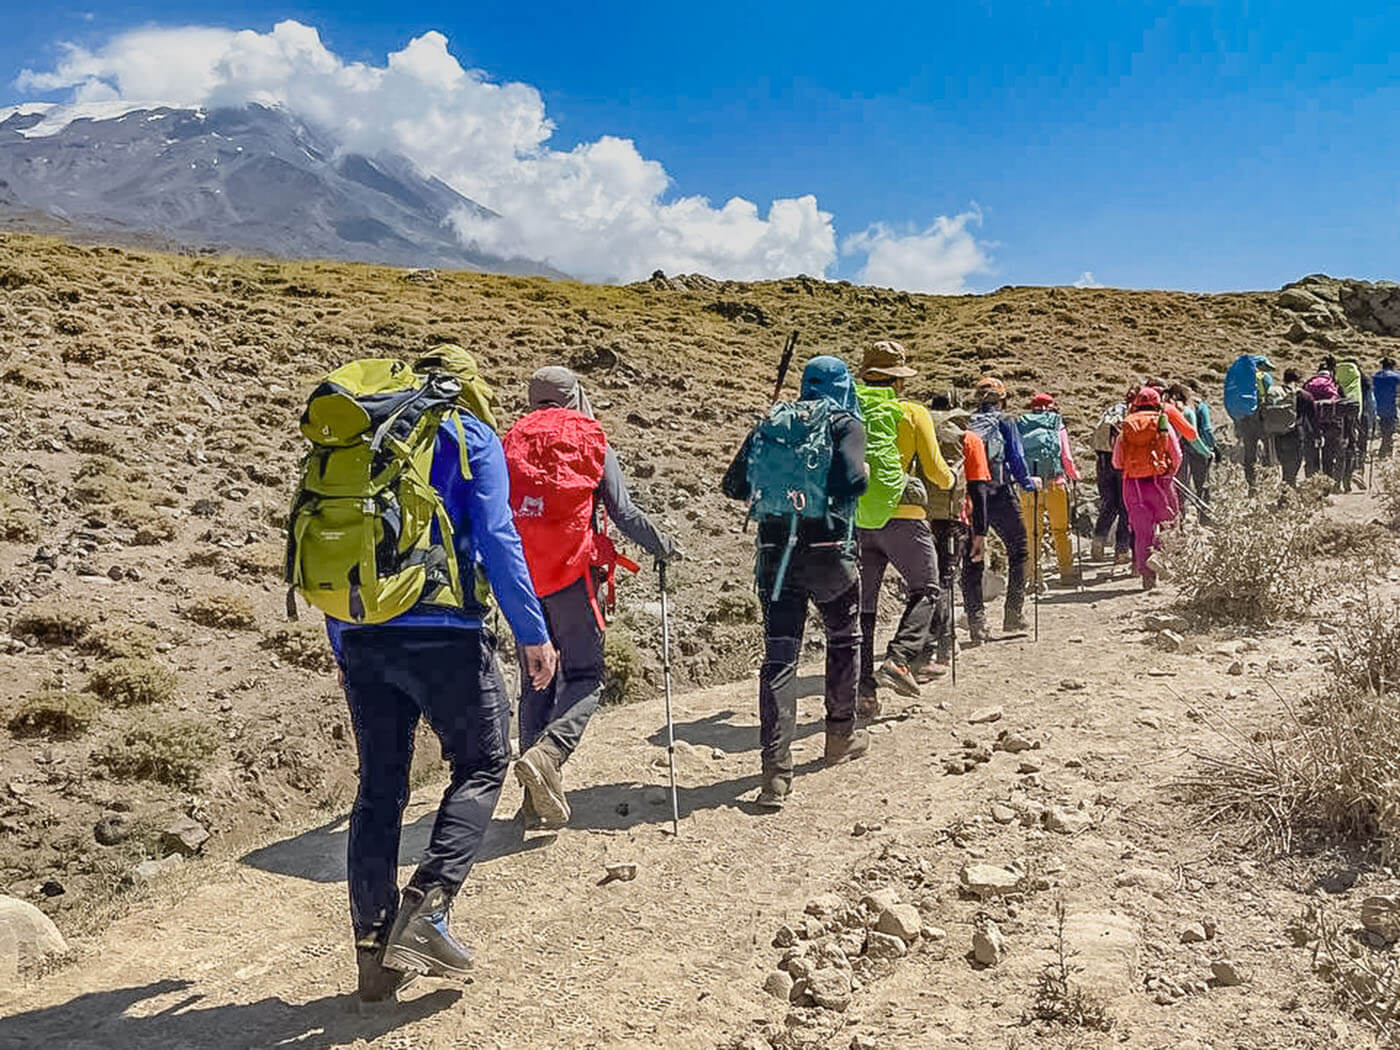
[787,491,807,513]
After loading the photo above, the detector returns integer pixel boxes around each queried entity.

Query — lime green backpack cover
[1336,360,1363,404]
[284,358,470,624]
[855,385,907,530]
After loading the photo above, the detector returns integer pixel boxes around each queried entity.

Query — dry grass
[77,621,161,660]
[1160,473,1323,624]
[1022,900,1116,1033]
[8,689,100,739]
[184,592,258,630]
[87,657,178,706]
[261,623,336,674]
[602,628,645,706]
[10,602,94,645]
[94,712,221,788]
[1301,902,1399,1045]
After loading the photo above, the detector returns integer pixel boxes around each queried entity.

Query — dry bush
[1377,461,1400,533]
[184,592,257,630]
[1160,474,1322,624]
[1303,518,1390,558]
[95,712,220,788]
[0,489,38,541]
[77,621,160,660]
[1182,599,1400,865]
[602,628,645,706]
[8,690,100,739]
[1023,900,1115,1033]
[1301,902,1399,1044]
[261,624,335,673]
[11,602,94,645]
[87,657,178,706]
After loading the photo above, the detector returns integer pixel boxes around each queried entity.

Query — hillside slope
[0,232,1396,936]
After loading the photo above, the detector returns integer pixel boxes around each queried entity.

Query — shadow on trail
[644,674,824,755]
[0,979,459,1050]
[242,808,551,884]
[1036,579,1146,606]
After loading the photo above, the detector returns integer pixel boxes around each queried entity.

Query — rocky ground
[0,234,1398,1048]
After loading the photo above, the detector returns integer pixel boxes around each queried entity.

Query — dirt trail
[0,500,1387,1050]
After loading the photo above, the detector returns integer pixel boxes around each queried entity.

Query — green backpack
[1017,410,1063,481]
[855,386,908,530]
[284,358,470,624]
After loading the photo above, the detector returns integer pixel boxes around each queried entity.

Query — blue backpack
[745,399,837,599]
[1017,411,1062,481]
[1224,355,1263,422]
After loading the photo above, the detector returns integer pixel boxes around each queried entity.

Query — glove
[657,541,685,566]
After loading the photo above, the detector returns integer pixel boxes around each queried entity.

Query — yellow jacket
[896,401,953,520]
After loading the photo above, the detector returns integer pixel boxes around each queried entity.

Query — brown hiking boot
[514,741,570,829]
[824,728,870,766]
[857,681,880,721]
[875,658,921,698]
[914,661,948,684]
[965,613,988,648]
[754,771,790,810]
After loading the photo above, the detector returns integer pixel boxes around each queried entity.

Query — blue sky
[3,2,1398,291]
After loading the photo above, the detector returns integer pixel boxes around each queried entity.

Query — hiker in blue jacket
[1375,358,1400,458]
[327,404,557,1002]
[964,376,1041,643]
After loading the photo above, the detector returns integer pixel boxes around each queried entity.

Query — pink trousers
[1122,475,1176,581]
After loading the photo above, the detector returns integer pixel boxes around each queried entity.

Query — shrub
[8,690,100,739]
[602,629,645,706]
[0,490,38,541]
[1376,460,1400,532]
[184,592,257,630]
[109,500,178,544]
[1301,518,1389,558]
[11,602,93,645]
[87,658,178,706]
[95,713,220,788]
[706,591,758,625]
[262,624,336,674]
[1159,475,1321,624]
[78,621,160,660]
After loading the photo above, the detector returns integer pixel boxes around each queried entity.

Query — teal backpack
[745,399,837,600]
[855,386,907,530]
[1017,410,1062,481]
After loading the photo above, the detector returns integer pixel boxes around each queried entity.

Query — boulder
[804,892,845,919]
[874,903,922,945]
[863,931,907,960]
[1210,960,1245,987]
[1278,287,1323,312]
[805,966,852,1011]
[1043,805,1093,835]
[0,894,67,980]
[1361,895,1400,943]
[959,863,1023,898]
[860,886,900,913]
[972,918,1005,966]
[764,970,794,1000]
[1058,911,1140,997]
[1144,612,1188,633]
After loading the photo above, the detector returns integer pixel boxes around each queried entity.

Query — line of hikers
[281,341,1398,1006]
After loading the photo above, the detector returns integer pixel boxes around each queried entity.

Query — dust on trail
[0,535,1381,1050]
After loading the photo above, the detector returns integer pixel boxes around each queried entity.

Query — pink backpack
[1304,374,1341,402]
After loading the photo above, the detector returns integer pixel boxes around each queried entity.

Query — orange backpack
[1119,410,1174,478]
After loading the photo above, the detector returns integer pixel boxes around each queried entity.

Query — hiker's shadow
[1037,580,1147,605]
[242,808,550,884]
[0,978,459,1050]
[643,674,825,755]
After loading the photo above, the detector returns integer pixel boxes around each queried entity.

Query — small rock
[990,804,1017,825]
[805,966,852,1011]
[107,565,125,581]
[1059,678,1085,691]
[860,886,901,913]
[864,931,907,960]
[1043,806,1093,835]
[850,1036,878,1050]
[160,815,209,857]
[852,821,882,836]
[1157,629,1185,652]
[874,903,922,945]
[764,970,794,1000]
[93,815,131,846]
[971,918,1005,966]
[1210,960,1245,987]
[968,706,1003,725]
[603,862,637,882]
[1145,612,1188,633]
[959,863,1023,898]
[773,924,798,948]
[993,730,1033,754]
[805,893,845,919]
[1017,757,1044,774]
[133,854,184,881]
[1113,868,1172,893]
[1227,661,1244,676]
[38,880,64,898]
[1178,923,1208,944]
[1361,895,1400,942]
[922,925,948,942]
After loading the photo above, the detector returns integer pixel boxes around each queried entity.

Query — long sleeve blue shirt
[998,415,1035,490]
[326,413,551,659]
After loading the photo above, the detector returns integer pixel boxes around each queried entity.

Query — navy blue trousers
[339,626,509,940]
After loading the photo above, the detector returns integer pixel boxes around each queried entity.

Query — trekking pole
[1071,481,1087,592]
[657,561,681,838]
[1171,475,1211,517]
[770,330,799,404]
[1032,486,1040,643]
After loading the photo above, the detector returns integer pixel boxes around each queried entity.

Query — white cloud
[1073,271,1103,288]
[841,210,991,294]
[14,21,837,282]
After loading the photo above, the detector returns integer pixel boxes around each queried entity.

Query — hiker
[853,341,952,711]
[1222,354,1275,490]
[1374,358,1400,458]
[1166,383,1216,521]
[965,377,1040,643]
[1305,361,1349,487]
[294,355,559,1000]
[1114,385,1182,590]
[1336,357,1373,486]
[721,355,870,810]
[1089,392,1132,564]
[916,394,988,677]
[1016,392,1082,588]
[504,366,679,831]
[1270,369,1313,487]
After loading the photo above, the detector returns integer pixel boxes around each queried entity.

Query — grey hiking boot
[355,929,417,1005]
[1090,536,1105,561]
[856,681,881,722]
[514,740,569,829]
[875,658,921,698]
[754,770,791,810]
[514,794,545,832]
[1003,610,1030,634]
[965,613,988,648]
[381,884,474,979]
[824,728,870,766]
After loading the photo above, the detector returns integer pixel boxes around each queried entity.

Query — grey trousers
[518,576,604,762]
[857,518,939,684]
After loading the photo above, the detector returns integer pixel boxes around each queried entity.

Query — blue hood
[801,355,861,417]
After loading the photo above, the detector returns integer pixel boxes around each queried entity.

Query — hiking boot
[514,795,545,832]
[381,884,474,979]
[965,613,988,648]
[875,658,921,698]
[754,771,791,810]
[355,931,417,1004]
[1003,610,1030,634]
[1090,536,1105,561]
[824,728,870,766]
[913,661,948,684]
[857,681,880,721]
[514,740,569,829]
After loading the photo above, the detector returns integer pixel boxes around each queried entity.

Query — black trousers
[340,627,509,941]
[962,485,1027,622]
[1380,417,1396,458]
[1093,452,1131,553]
[518,576,603,762]
[1275,430,1303,487]
[756,544,859,782]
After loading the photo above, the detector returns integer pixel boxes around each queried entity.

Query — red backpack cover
[503,408,608,598]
